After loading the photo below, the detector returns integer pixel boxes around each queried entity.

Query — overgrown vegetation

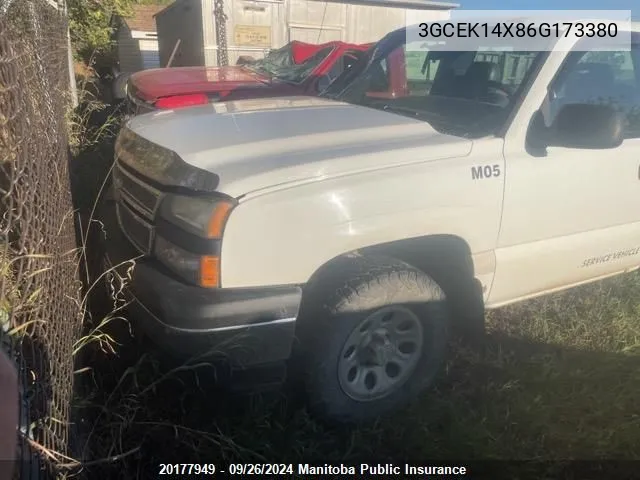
[66,0,174,160]
[66,0,172,156]
[72,272,640,479]
[67,0,172,65]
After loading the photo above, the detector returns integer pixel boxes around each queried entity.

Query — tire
[296,254,449,423]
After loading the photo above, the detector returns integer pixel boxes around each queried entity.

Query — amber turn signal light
[207,202,233,239]
[200,256,220,288]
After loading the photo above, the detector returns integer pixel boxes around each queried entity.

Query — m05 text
[471,165,501,180]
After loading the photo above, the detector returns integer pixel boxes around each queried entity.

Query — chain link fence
[214,0,228,66]
[0,0,84,478]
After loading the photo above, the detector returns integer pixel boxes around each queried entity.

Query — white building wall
[196,0,454,66]
[346,5,450,43]
[203,0,288,67]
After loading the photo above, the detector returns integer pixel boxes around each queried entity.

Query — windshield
[250,44,296,72]
[248,45,335,84]
[326,29,546,138]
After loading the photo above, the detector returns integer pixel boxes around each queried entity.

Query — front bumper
[100,195,301,367]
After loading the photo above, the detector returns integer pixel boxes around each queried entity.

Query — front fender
[220,141,503,289]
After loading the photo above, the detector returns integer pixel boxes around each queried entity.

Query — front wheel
[297,255,449,423]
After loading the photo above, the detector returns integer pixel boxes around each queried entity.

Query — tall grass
[65,269,640,479]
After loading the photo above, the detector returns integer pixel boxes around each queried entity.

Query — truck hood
[129,66,273,102]
[127,96,473,198]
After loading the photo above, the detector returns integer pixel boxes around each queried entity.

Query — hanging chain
[214,0,228,66]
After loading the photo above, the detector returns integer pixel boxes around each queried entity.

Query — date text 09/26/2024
[157,463,468,476]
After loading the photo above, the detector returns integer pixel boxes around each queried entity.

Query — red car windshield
[251,44,296,70]
[247,45,334,84]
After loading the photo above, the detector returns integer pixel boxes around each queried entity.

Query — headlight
[159,194,234,239]
[155,236,220,288]
[156,194,234,288]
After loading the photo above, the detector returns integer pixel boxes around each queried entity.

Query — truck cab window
[406,51,439,95]
[543,36,640,138]
[336,37,544,138]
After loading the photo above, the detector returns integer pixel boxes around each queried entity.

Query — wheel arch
[300,234,486,334]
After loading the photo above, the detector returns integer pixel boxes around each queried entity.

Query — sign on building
[234,25,272,47]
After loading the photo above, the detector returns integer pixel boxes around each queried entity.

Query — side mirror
[551,103,624,149]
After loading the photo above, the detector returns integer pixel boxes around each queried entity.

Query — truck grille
[116,201,154,254]
[113,163,163,217]
[113,162,163,255]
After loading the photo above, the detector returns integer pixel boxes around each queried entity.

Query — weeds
[67,56,123,157]
[63,266,640,480]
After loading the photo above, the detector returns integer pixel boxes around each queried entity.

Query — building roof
[121,5,164,32]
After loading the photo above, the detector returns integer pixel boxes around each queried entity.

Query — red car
[126,40,371,115]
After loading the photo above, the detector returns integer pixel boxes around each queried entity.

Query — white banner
[405,10,633,51]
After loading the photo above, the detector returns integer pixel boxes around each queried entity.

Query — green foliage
[67,0,173,64]
[67,0,132,62]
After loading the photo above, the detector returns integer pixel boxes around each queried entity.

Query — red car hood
[129,66,273,102]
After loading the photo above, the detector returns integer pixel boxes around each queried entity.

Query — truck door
[491,33,640,306]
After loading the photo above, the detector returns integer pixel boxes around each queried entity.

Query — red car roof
[128,41,370,103]
[289,40,368,63]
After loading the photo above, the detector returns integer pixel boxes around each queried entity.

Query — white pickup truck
[102,19,640,423]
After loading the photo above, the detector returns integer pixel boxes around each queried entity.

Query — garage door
[288,0,346,43]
